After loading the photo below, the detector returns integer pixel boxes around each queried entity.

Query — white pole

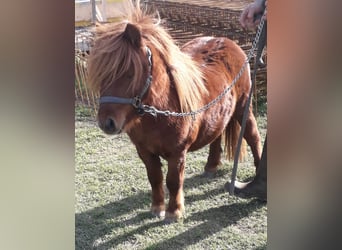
[102,0,107,22]
[91,0,96,23]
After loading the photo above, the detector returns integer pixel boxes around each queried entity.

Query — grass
[75,104,267,249]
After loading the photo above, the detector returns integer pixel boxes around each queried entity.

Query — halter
[99,46,153,115]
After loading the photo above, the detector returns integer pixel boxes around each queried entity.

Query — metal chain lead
[143,11,266,117]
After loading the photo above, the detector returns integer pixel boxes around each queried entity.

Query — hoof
[202,171,216,178]
[164,210,182,223]
[151,205,165,218]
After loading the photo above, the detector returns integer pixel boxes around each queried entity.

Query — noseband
[99,46,153,115]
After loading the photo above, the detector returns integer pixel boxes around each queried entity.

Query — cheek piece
[99,46,153,116]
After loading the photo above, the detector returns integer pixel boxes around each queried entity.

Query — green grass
[75,106,267,249]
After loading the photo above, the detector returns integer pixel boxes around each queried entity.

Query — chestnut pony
[88,1,262,222]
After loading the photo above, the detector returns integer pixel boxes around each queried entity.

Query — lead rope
[228,10,267,195]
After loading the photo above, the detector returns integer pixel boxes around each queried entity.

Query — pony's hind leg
[234,99,262,171]
[204,135,223,177]
[137,149,165,217]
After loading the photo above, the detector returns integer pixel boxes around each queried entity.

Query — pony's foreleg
[234,100,262,171]
[137,149,165,217]
[204,135,222,177]
[165,154,186,222]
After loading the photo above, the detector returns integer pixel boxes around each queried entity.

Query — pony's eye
[126,70,134,79]
[127,73,134,79]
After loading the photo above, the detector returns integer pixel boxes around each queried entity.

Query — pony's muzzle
[101,117,120,134]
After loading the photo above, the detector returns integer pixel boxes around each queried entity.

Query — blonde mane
[87,0,208,113]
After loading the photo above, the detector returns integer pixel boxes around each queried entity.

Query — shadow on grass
[76,173,264,249]
[254,244,267,250]
[76,190,153,249]
[148,200,265,249]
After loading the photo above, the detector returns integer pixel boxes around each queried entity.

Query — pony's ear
[123,23,142,48]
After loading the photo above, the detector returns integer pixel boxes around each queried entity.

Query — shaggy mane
[87,0,208,112]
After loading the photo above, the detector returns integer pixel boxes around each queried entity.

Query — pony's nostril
[104,118,116,133]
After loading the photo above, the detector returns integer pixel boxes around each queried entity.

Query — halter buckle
[132,96,142,109]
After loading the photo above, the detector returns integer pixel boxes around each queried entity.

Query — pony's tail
[224,118,247,161]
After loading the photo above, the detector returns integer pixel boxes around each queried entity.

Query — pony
[87,0,262,222]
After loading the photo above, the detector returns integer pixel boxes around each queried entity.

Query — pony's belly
[188,126,224,152]
[188,133,220,152]
[188,108,232,152]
